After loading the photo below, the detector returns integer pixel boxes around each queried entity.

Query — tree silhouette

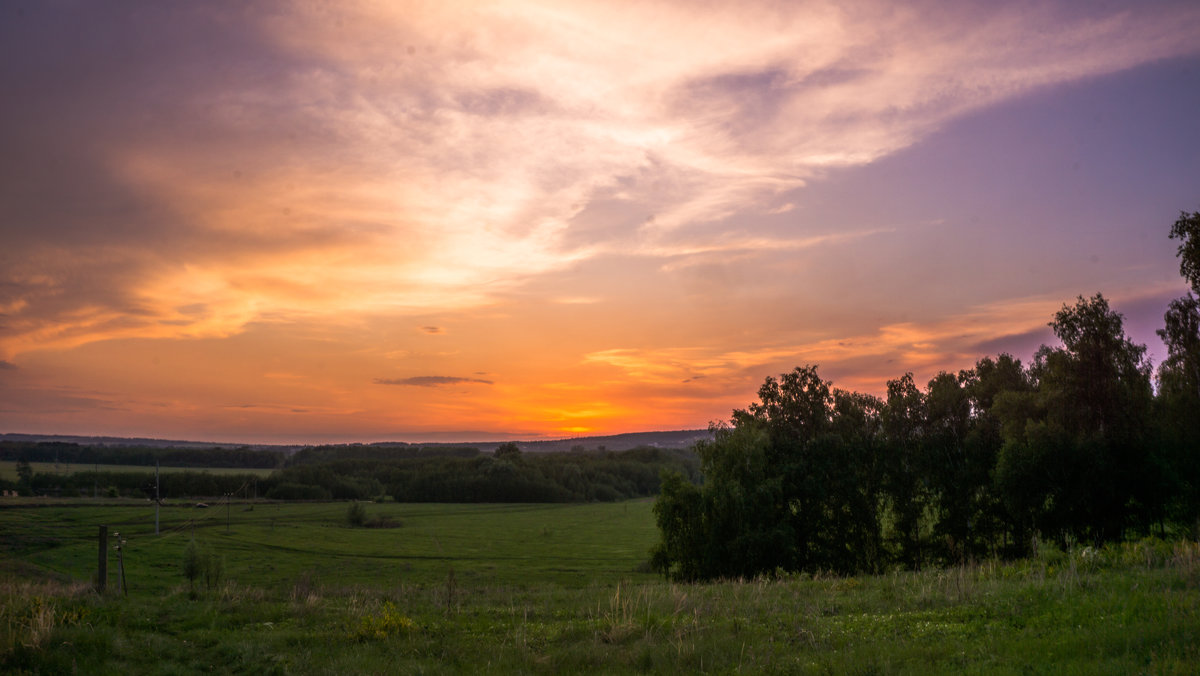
[1169,210,1200,295]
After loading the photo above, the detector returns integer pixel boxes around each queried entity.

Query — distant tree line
[286,444,480,466]
[4,441,700,504]
[651,211,1200,580]
[0,442,284,469]
[12,469,261,500]
[266,445,700,502]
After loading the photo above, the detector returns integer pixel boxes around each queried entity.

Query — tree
[1008,294,1154,543]
[16,457,33,490]
[1158,294,1200,402]
[493,442,522,459]
[963,354,1030,554]
[183,539,202,595]
[650,470,709,581]
[881,373,930,567]
[743,365,833,440]
[347,501,367,527]
[968,354,1030,414]
[1169,210,1200,295]
[651,365,898,580]
[924,371,978,560]
[1155,294,1200,532]
[1043,294,1151,437]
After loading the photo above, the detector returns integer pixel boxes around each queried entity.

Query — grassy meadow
[2,499,1199,674]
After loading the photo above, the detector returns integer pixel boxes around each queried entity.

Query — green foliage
[14,459,32,488]
[1158,211,1200,532]
[260,446,699,504]
[203,553,224,591]
[0,442,283,469]
[654,366,893,579]
[266,482,331,500]
[287,444,480,466]
[493,441,521,459]
[1157,294,1200,427]
[349,601,415,641]
[1169,209,1200,295]
[1000,294,1156,543]
[18,467,264,500]
[181,539,223,594]
[182,539,202,591]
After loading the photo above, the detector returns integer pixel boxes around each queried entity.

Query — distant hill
[0,429,713,454]
[0,433,251,449]
[420,430,713,454]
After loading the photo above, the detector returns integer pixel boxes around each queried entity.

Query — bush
[182,539,224,595]
[346,502,366,527]
[183,540,202,592]
[350,602,415,641]
[266,483,330,501]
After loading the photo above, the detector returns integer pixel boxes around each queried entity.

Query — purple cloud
[374,376,493,387]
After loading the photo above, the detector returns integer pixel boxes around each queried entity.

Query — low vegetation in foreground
[2,501,1199,674]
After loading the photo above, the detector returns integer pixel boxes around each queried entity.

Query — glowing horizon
[2,1,1199,444]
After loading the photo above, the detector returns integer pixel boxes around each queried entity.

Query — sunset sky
[2,1,1199,444]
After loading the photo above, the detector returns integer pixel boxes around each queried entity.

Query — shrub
[266,483,330,501]
[346,502,367,527]
[182,540,202,592]
[350,602,415,641]
[181,539,224,595]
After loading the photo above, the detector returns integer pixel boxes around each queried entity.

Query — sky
[2,1,1199,444]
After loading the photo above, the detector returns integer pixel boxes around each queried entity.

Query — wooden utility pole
[155,460,160,536]
[97,525,108,593]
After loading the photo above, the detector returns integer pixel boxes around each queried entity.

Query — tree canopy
[1169,210,1200,295]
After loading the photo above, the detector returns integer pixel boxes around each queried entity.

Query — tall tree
[925,370,978,560]
[1169,210,1200,295]
[963,354,1030,555]
[1155,294,1200,533]
[1158,294,1200,402]
[1030,294,1152,541]
[882,373,929,566]
[651,365,889,579]
[1042,294,1151,438]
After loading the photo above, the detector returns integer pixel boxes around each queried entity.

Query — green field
[1,500,658,590]
[3,500,1198,674]
[0,461,275,483]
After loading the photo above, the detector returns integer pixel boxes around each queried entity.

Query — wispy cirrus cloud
[3,1,1198,360]
[579,290,1136,395]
